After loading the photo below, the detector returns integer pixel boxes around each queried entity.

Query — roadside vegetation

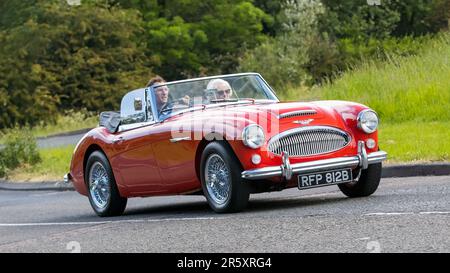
[379,122,450,162]
[0,0,449,181]
[25,110,98,139]
[0,130,41,178]
[281,32,450,162]
[5,145,74,182]
[0,110,98,144]
[311,33,450,124]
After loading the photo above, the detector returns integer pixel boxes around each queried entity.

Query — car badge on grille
[293,119,314,125]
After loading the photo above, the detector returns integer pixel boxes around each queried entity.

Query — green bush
[238,0,324,90]
[0,129,41,177]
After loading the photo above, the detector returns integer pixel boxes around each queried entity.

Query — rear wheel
[338,163,382,197]
[85,151,127,217]
[200,142,250,213]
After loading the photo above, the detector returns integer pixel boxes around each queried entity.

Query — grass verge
[0,111,98,143]
[313,33,449,124]
[279,33,450,163]
[7,121,450,182]
[379,121,450,163]
[6,145,74,182]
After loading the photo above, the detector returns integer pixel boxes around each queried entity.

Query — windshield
[149,74,278,119]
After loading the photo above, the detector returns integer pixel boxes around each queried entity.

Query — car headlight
[242,125,265,149]
[357,110,379,134]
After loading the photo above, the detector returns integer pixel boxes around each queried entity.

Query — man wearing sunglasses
[206,79,234,100]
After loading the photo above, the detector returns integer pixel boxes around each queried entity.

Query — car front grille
[267,126,351,157]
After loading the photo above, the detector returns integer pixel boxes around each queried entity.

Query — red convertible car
[66,73,387,216]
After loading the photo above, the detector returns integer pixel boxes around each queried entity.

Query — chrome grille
[278,110,317,119]
[267,126,351,157]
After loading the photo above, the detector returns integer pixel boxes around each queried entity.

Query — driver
[147,76,169,113]
[147,75,190,114]
[206,79,233,100]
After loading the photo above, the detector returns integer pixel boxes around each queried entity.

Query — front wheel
[200,142,250,213]
[85,151,127,217]
[338,163,382,197]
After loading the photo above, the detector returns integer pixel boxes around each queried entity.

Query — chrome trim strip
[153,72,262,87]
[170,137,192,143]
[118,121,156,132]
[241,150,387,180]
[63,173,72,184]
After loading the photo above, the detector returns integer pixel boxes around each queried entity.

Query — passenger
[206,79,234,100]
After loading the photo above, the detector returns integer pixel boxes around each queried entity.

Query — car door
[109,88,166,195]
[150,118,201,194]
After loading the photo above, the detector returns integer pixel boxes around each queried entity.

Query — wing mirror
[134,97,143,111]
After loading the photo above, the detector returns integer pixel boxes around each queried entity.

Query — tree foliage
[239,0,326,89]
[108,0,271,79]
[0,0,448,128]
[0,0,151,128]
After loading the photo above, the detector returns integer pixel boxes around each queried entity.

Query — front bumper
[241,141,387,180]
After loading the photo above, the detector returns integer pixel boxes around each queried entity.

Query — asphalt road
[0,175,449,253]
[36,132,87,149]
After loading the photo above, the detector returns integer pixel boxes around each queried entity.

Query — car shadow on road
[122,193,381,217]
[248,196,345,211]
[123,200,211,217]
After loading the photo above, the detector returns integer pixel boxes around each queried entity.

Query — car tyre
[200,141,250,213]
[338,163,382,197]
[85,151,127,217]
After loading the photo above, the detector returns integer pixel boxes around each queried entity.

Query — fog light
[251,154,261,165]
[366,138,376,149]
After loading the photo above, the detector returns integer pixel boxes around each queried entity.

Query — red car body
[67,73,387,215]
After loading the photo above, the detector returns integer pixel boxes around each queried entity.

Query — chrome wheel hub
[205,154,231,205]
[89,162,110,209]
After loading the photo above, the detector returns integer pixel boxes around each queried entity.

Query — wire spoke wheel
[205,154,231,205]
[89,162,110,209]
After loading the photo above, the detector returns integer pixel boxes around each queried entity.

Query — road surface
[0,175,449,253]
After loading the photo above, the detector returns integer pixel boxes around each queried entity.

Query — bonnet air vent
[278,110,317,119]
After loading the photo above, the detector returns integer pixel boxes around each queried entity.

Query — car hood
[201,100,365,121]
[166,100,369,138]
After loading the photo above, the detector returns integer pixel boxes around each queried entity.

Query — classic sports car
[66,73,387,216]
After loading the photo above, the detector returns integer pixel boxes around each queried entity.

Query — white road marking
[364,212,415,216]
[29,192,62,197]
[419,211,450,215]
[1,210,448,228]
[0,216,222,227]
[364,211,450,216]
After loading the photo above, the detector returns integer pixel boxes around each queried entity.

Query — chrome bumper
[241,141,387,180]
[63,173,72,184]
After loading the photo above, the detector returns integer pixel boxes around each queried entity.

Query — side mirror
[134,97,143,111]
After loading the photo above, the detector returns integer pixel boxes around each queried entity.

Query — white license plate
[298,169,353,189]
